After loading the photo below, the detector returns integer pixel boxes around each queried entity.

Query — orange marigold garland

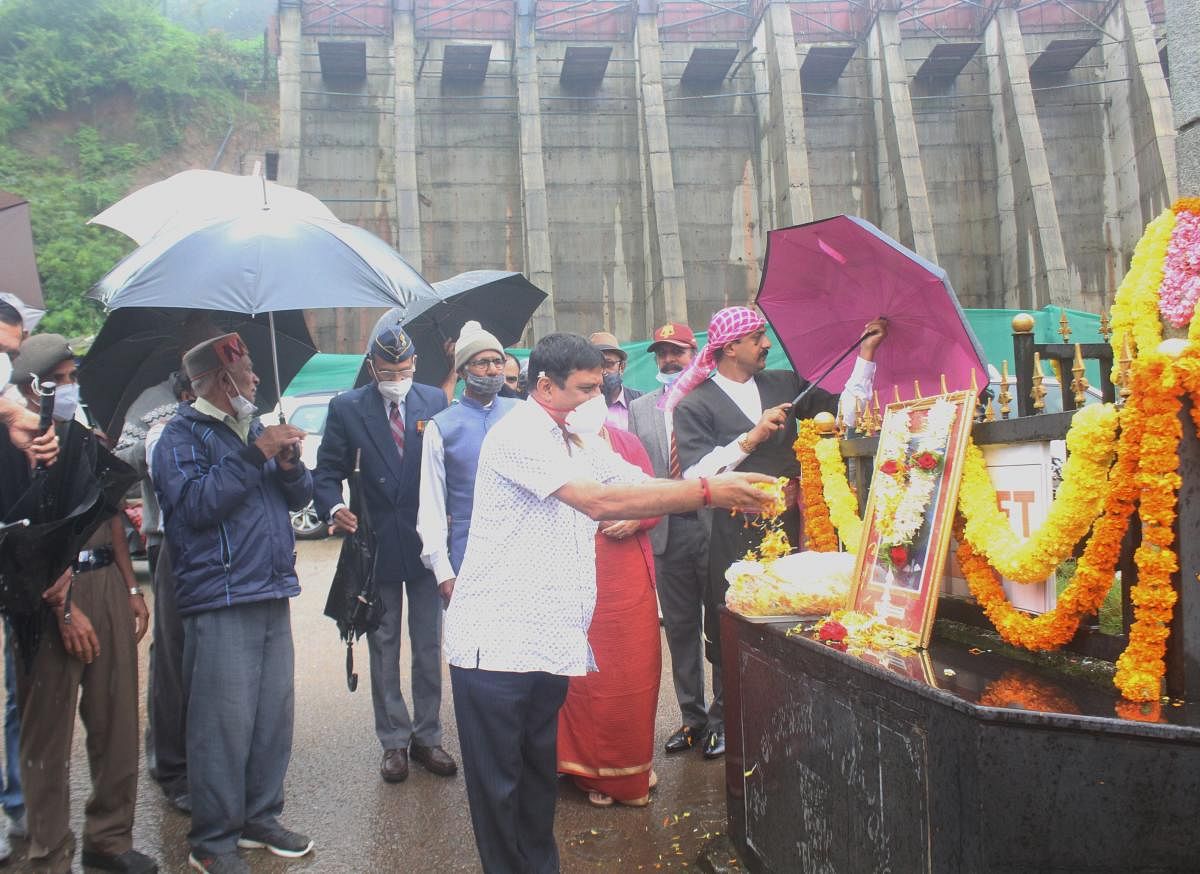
[794,420,839,552]
[1115,353,1183,701]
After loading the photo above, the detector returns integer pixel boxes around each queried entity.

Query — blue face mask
[601,371,623,396]
[656,370,682,387]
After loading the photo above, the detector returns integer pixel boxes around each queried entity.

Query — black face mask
[602,371,623,396]
[465,372,505,397]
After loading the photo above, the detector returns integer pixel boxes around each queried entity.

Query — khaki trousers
[17,561,139,873]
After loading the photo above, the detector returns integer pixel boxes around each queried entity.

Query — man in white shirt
[443,332,774,874]
[670,306,886,758]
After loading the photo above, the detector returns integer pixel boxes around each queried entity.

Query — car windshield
[288,404,328,434]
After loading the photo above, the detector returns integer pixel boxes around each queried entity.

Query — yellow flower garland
[957,403,1118,583]
[1109,208,1175,379]
[812,434,864,548]
[793,421,839,552]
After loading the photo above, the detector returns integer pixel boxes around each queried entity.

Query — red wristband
[699,476,712,508]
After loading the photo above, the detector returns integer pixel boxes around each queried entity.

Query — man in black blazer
[672,307,886,758]
[314,326,455,783]
[589,331,643,429]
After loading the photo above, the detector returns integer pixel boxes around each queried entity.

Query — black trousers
[146,543,188,797]
[450,666,569,874]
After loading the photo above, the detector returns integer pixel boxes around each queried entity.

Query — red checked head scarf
[660,306,766,412]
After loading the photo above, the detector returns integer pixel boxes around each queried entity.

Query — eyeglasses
[466,357,506,372]
[372,364,415,381]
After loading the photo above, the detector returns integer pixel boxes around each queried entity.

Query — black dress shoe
[381,748,409,783]
[80,848,159,873]
[410,742,457,777]
[664,725,699,754]
[701,729,726,759]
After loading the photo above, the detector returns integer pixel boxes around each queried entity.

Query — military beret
[370,325,415,364]
[182,332,249,381]
[9,333,74,385]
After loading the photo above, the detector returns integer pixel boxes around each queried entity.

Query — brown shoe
[380,748,409,783]
[410,742,457,777]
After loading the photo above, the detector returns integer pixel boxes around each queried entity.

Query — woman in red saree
[557,425,662,807]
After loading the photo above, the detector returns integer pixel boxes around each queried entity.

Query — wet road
[11,538,733,873]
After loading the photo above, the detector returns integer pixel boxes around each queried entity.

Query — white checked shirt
[443,397,649,676]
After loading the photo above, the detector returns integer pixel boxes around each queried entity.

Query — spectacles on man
[373,364,415,381]
[466,356,506,373]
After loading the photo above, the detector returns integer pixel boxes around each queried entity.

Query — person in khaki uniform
[9,334,156,874]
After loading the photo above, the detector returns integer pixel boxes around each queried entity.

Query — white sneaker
[0,827,11,863]
[6,812,26,840]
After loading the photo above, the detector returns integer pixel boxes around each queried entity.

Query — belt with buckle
[74,546,115,574]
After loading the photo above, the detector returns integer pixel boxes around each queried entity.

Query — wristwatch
[129,586,143,597]
[737,432,757,454]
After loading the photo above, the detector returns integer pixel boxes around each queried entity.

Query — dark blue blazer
[313,382,447,582]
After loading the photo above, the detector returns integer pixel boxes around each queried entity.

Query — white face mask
[565,394,608,436]
[51,383,79,422]
[377,378,412,405]
[656,369,683,386]
[224,373,258,421]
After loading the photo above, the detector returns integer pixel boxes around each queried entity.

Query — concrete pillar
[1167,0,1198,194]
[752,1,814,227]
[985,6,1073,308]
[515,0,557,338]
[277,1,302,188]
[392,2,423,271]
[865,9,938,262]
[635,1,689,324]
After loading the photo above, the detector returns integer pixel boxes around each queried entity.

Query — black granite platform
[721,609,1200,873]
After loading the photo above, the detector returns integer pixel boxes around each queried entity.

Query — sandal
[588,791,614,807]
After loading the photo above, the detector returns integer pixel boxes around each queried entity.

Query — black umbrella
[355,270,547,388]
[0,420,139,667]
[78,308,317,439]
[323,456,384,692]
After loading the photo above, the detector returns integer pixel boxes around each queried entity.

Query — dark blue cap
[371,325,415,363]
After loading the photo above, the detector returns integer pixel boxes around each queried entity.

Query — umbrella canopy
[88,169,337,245]
[78,308,317,438]
[89,211,437,316]
[356,270,547,388]
[0,422,138,665]
[0,189,46,331]
[756,215,987,403]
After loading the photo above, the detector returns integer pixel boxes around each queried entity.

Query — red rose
[880,459,901,475]
[915,451,938,471]
[818,620,847,643]
[889,545,909,567]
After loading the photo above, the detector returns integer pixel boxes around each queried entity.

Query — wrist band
[699,476,712,508]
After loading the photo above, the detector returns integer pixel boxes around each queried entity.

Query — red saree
[557,426,662,804]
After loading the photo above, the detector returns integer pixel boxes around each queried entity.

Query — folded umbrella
[756,215,987,404]
[356,270,547,387]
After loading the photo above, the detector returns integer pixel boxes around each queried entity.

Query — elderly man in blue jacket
[153,333,313,874]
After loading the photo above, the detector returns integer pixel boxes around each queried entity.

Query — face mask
[602,371,623,396]
[377,378,412,405]
[465,372,505,397]
[224,373,258,421]
[0,354,10,387]
[565,394,608,436]
[51,383,79,422]
[656,369,682,387]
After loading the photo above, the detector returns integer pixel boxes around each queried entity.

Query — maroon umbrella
[756,215,986,404]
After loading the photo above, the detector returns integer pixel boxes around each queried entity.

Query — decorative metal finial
[1117,334,1133,404]
[1071,343,1090,406]
[940,374,948,395]
[1058,311,1072,343]
[913,379,922,399]
[893,384,901,405]
[1099,311,1111,341]
[834,410,847,439]
[1031,352,1047,411]
[1011,313,1035,334]
[984,396,996,422]
[854,396,866,436]
[814,411,837,437]
[999,360,1012,419]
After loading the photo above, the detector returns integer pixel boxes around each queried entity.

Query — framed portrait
[848,391,975,648]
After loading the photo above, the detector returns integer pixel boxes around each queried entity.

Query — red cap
[648,322,697,351]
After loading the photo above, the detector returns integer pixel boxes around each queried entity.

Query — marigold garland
[1109,208,1174,378]
[793,421,839,552]
[957,403,1118,583]
[813,436,864,548]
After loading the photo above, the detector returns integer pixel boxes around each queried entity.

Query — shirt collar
[194,397,250,443]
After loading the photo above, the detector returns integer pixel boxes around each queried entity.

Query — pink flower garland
[1158,209,1200,328]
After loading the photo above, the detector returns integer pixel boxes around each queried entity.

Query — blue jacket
[153,403,313,616]
[313,382,447,582]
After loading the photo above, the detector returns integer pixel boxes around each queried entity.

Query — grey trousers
[656,515,723,732]
[146,543,187,798]
[183,599,294,857]
[368,574,443,750]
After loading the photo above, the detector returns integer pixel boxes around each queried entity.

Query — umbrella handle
[790,329,880,408]
[346,643,358,692]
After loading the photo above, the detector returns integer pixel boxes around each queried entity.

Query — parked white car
[270,391,342,539]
